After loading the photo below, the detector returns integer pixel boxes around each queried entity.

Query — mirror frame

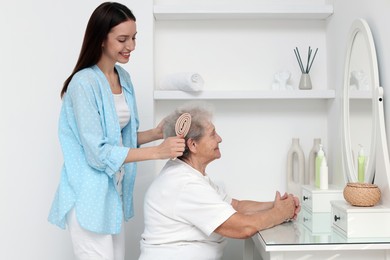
[342,19,379,184]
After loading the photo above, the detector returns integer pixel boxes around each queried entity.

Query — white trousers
[67,208,125,260]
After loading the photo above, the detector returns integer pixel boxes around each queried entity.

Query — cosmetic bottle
[315,144,325,188]
[320,157,328,190]
[358,145,366,183]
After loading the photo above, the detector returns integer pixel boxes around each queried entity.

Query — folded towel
[158,72,204,92]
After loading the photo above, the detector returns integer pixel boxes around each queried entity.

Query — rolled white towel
[158,72,204,92]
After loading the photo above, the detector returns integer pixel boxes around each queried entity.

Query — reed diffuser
[294,46,318,90]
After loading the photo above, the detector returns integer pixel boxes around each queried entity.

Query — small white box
[331,200,390,238]
[301,184,344,213]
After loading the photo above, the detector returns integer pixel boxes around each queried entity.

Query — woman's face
[195,122,223,164]
[101,19,137,64]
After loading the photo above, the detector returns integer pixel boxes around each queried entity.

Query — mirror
[342,19,378,184]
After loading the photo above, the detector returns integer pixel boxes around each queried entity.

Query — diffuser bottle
[315,144,325,188]
[358,145,366,183]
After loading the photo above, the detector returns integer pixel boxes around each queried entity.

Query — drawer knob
[303,196,309,201]
[334,215,341,222]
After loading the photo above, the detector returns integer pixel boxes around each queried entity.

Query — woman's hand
[292,195,301,219]
[272,191,297,223]
[137,119,166,145]
[157,136,185,159]
[154,118,165,139]
[279,192,301,220]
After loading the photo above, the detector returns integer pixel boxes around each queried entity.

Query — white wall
[0,0,154,259]
[154,4,329,202]
[1,0,390,260]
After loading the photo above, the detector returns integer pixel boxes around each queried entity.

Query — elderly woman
[139,104,300,260]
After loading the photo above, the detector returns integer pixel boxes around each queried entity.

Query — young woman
[48,2,185,259]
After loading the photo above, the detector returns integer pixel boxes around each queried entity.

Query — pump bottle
[320,157,328,190]
[315,144,325,188]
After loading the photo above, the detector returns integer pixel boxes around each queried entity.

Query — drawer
[331,200,390,238]
[301,185,344,213]
[331,204,347,233]
[300,207,331,233]
[301,188,312,211]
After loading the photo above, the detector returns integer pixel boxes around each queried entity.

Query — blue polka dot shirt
[48,65,139,234]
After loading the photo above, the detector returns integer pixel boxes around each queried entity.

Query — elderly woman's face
[195,122,223,163]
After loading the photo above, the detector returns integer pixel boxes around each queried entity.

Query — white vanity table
[244,217,390,260]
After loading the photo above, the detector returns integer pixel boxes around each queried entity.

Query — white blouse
[113,90,130,195]
[113,90,130,130]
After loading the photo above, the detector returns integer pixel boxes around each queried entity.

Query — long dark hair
[60,2,136,98]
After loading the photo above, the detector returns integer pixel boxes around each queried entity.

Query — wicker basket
[343,182,381,207]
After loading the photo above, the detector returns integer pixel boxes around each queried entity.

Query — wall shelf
[153,4,334,21]
[154,90,335,100]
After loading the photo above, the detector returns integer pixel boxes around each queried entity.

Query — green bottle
[315,144,324,188]
[358,145,365,183]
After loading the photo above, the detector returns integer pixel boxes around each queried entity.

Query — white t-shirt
[113,90,130,195]
[140,159,237,260]
[113,90,130,130]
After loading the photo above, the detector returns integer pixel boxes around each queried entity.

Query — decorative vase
[299,73,312,90]
[308,138,321,185]
[287,138,305,197]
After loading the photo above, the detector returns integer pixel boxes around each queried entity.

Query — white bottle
[315,144,325,188]
[320,157,328,190]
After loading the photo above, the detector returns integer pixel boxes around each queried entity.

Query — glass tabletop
[259,209,390,246]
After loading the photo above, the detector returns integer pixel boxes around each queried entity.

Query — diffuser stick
[307,48,318,73]
[305,46,312,73]
[294,46,318,74]
[294,48,305,73]
[296,47,305,73]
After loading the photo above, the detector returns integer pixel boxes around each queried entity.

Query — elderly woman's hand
[272,191,297,223]
[279,192,301,220]
[291,195,301,220]
[157,136,186,159]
